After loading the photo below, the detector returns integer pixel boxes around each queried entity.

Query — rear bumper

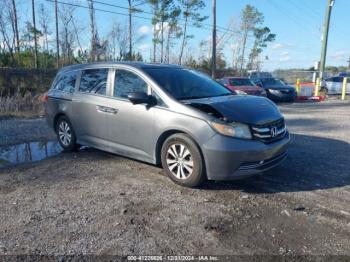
[202,132,290,180]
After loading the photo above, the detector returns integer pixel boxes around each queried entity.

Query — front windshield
[261,78,286,87]
[143,68,232,100]
[229,78,255,87]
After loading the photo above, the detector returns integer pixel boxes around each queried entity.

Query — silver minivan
[45,62,290,187]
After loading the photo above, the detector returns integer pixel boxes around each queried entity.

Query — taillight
[42,93,49,102]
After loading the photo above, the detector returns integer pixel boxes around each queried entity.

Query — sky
[16,0,350,71]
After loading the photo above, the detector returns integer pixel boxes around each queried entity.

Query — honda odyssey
[45,62,290,187]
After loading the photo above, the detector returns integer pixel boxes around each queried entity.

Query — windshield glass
[261,78,286,87]
[143,68,232,100]
[229,78,255,87]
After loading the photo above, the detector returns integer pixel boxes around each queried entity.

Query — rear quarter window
[52,70,78,93]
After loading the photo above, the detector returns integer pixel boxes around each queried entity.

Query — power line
[132,0,148,7]
[266,0,320,37]
[285,0,350,43]
[79,0,241,35]
[44,0,240,36]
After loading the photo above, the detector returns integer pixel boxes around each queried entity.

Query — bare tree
[39,3,50,52]
[88,0,99,61]
[107,21,126,60]
[107,19,144,61]
[58,3,76,64]
[11,0,20,52]
[0,0,15,64]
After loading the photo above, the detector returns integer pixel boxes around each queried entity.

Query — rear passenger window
[79,68,109,95]
[114,70,148,98]
[53,71,77,93]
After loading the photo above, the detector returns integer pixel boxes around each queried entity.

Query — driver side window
[114,70,148,98]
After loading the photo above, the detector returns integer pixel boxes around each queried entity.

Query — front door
[105,68,155,162]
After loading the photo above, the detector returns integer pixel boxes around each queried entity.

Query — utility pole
[128,0,133,61]
[347,56,350,70]
[319,0,335,80]
[31,0,38,68]
[55,0,60,68]
[211,0,216,79]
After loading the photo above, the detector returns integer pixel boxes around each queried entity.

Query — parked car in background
[338,72,350,77]
[220,77,266,97]
[322,76,350,95]
[253,78,297,102]
[249,71,273,80]
[45,62,290,188]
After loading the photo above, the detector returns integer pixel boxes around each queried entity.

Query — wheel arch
[155,129,206,173]
[53,113,66,130]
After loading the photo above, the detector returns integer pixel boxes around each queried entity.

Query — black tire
[161,133,205,188]
[55,116,78,151]
[320,86,328,96]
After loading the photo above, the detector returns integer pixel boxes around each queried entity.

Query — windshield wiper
[178,95,209,100]
[178,93,233,100]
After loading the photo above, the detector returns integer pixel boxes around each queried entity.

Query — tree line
[0,0,275,76]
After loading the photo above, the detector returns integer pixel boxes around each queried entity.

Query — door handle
[107,108,119,114]
[96,105,118,114]
[96,105,107,113]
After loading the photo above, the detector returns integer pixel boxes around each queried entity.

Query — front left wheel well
[155,130,206,170]
[155,130,185,166]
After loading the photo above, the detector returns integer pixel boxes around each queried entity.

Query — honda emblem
[270,127,278,137]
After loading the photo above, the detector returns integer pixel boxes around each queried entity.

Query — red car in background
[220,77,267,97]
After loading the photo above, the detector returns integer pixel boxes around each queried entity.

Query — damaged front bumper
[201,131,290,180]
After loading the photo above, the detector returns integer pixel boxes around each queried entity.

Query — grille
[251,118,286,143]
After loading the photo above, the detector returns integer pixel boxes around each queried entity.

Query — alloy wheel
[58,121,72,146]
[166,143,194,180]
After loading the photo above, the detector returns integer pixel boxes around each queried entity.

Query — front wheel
[55,116,78,151]
[320,86,328,96]
[161,133,205,188]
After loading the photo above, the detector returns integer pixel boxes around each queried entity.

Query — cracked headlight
[211,121,252,139]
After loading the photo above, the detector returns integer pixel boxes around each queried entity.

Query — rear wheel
[55,116,78,151]
[161,133,205,188]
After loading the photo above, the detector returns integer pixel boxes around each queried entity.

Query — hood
[183,95,282,125]
[236,86,261,91]
[227,85,261,92]
[264,85,295,91]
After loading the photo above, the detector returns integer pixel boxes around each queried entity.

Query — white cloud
[138,25,151,35]
[279,51,291,62]
[329,50,347,61]
[272,42,294,50]
[272,43,284,50]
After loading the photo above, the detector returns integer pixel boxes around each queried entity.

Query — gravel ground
[0,100,349,257]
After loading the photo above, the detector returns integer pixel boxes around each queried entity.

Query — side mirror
[128,91,152,105]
